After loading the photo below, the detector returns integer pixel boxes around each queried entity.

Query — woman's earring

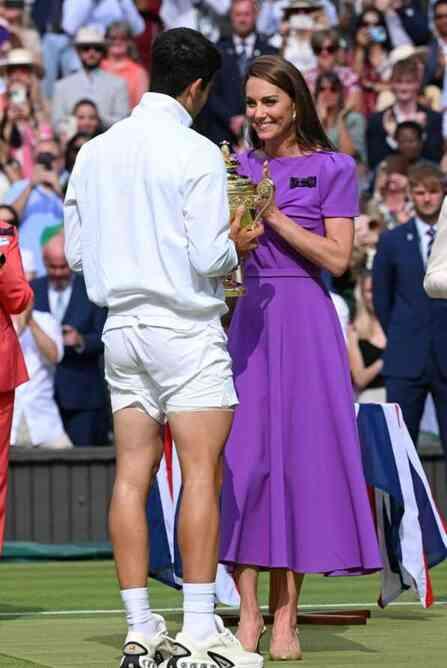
[292,110,297,121]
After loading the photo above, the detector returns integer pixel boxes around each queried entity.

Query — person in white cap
[52,25,130,131]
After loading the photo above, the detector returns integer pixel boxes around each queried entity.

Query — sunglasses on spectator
[435,12,447,19]
[314,44,337,55]
[78,44,104,53]
[319,84,338,93]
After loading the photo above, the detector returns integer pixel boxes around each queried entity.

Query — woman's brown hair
[244,55,335,153]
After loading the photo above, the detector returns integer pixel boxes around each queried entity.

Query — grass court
[0,560,446,667]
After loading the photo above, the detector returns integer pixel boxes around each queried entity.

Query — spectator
[0,0,42,61]
[424,0,447,95]
[348,270,386,403]
[305,28,361,111]
[281,0,326,72]
[373,163,447,463]
[0,78,53,179]
[161,0,231,42]
[257,0,338,39]
[102,21,149,108]
[3,136,65,276]
[133,0,163,76]
[315,71,366,163]
[368,154,414,229]
[198,0,277,147]
[52,25,129,132]
[64,132,91,178]
[366,58,444,170]
[31,227,109,447]
[394,120,440,169]
[72,98,104,136]
[1,48,50,123]
[10,246,73,450]
[62,0,145,38]
[379,0,430,49]
[351,6,393,115]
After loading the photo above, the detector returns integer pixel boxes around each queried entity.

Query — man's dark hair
[395,121,424,141]
[150,28,221,98]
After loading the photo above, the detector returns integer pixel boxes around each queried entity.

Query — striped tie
[427,226,436,261]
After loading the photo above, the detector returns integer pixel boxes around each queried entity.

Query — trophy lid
[220,141,256,194]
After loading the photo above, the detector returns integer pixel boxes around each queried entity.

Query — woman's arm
[265,209,354,277]
[347,326,383,391]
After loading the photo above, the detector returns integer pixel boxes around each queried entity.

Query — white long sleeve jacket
[64,93,237,327]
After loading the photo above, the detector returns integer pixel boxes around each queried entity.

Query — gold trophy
[221,142,275,297]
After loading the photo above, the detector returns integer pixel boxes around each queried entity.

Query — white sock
[121,587,159,637]
[182,582,217,642]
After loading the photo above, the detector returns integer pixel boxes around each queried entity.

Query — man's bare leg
[109,407,164,637]
[168,409,233,639]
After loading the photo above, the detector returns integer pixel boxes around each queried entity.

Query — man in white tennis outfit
[64,27,263,668]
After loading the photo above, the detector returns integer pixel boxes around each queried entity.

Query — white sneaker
[159,615,263,668]
[120,614,173,667]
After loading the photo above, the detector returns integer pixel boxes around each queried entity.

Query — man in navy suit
[31,226,108,446]
[373,164,447,463]
[197,0,277,147]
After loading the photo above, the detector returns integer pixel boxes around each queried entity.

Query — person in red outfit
[0,210,34,552]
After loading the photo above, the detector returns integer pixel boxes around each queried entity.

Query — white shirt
[64,93,238,330]
[233,33,256,59]
[11,311,65,446]
[48,282,73,323]
[62,0,145,37]
[415,217,437,266]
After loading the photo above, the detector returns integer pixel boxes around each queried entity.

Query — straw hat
[3,48,44,78]
[74,26,106,47]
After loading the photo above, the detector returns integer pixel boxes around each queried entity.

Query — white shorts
[102,319,239,424]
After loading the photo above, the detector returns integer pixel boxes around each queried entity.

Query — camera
[36,152,55,170]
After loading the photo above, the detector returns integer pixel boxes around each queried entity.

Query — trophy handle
[253,175,275,226]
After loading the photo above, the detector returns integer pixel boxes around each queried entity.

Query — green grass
[0,560,446,667]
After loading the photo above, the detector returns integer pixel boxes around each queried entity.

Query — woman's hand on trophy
[230,206,264,257]
[255,161,279,226]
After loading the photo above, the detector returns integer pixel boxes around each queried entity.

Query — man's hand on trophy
[230,206,264,257]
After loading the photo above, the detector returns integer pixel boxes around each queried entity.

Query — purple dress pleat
[220,150,382,575]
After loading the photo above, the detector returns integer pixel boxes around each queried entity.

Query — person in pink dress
[102,21,149,109]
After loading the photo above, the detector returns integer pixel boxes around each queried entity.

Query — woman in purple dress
[220,55,382,660]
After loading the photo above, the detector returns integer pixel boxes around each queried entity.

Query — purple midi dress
[220,150,382,575]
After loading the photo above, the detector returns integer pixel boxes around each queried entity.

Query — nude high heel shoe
[269,628,302,661]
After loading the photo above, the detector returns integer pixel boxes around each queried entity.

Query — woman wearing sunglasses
[304,28,361,112]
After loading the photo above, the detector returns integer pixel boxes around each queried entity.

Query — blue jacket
[31,274,108,410]
[197,34,277,147]
[372,219,447,379]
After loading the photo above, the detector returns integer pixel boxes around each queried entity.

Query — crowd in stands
[1,0,445,456]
